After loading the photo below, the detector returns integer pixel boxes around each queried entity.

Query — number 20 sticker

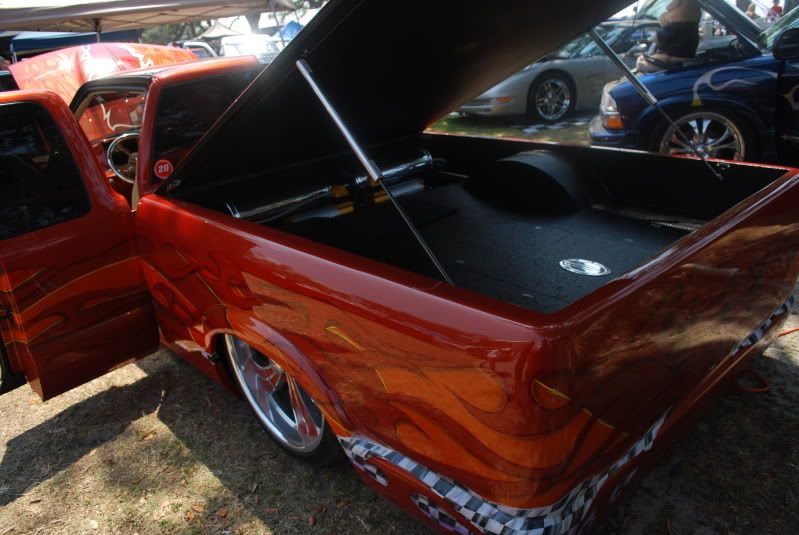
[154,159,174,179]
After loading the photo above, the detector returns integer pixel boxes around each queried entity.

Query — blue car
[590,0,799,164]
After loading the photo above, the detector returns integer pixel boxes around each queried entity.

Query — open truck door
[0,91,158,400]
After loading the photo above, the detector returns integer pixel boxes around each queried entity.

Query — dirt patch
[2,304,798,534]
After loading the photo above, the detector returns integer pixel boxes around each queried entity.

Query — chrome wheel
[225,335,324,454]
[658,112,745,161]
[534,77,572,122]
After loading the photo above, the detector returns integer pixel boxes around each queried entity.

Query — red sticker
[154,159,174,179]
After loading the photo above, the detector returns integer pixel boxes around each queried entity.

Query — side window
[151,68,258,182]
[0,102,90,240]
[0,72,18,92]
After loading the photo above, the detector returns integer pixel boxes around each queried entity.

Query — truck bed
[179,137,791,315]
[281,182,688,313]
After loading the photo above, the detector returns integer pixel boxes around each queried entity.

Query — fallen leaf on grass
[264,507,279,513]
[191,503,206,513]
[217,507,229,519]
[308,515,317,526]
[336,499,349,509]
[183,510,195,522]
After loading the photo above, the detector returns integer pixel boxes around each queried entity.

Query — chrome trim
[339,410,669,535]
[296,59,453,285]
[559,259,611,277]
[355,151,434,186]
[225,202,242,219]
[296,59,382,181]
[238,187,331,221]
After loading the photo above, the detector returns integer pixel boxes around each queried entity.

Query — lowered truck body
[2,1,798,534]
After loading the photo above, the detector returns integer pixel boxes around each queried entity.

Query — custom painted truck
[2,1,798,534]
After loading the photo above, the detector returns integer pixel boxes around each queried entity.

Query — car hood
[8,43,196,105]
[169,0,631,192]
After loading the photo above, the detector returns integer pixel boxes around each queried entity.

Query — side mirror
[774,28,799,60]
[626,42,648,57]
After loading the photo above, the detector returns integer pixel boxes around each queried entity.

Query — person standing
[768,0,784,22]
[637,0,701,72]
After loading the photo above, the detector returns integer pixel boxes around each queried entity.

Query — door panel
[0,91,158,399]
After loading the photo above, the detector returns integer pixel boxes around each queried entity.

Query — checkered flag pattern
[339,411,669,535]
[340,442,389,486]
[731,295,794,355]
[412,493,473,535]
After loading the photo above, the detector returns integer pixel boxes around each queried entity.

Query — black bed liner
[280,182,688,313]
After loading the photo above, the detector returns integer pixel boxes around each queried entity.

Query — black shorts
[656,21,700,58]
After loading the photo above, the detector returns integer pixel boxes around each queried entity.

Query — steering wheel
[106,131,140,184]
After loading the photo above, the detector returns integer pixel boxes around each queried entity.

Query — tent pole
[10,44,17,63]
[94,18,102,42]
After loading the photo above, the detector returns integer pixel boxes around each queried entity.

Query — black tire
[527,73,575,124]
[223,335,343,466]
[0,344,24,395]
[649,107,757,162]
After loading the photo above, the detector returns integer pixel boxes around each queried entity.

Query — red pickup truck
[2,1,798,534]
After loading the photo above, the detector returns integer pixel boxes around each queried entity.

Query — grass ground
[3,309,797,535]
[427,113,591,146]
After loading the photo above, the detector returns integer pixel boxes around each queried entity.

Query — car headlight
[600,85,624,130]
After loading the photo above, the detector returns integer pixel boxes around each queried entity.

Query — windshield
[554,25,630,58]
[574,26,627,56]
[556,33,597,58]
[760,6,799,48]
[636,0,676,20]
[75,90,146,144]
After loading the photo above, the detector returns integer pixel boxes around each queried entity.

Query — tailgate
[545,168,799,437]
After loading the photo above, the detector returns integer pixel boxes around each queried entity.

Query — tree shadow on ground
[599,347,799,535]
[0,352,427,534]
[0,368,167,507]
[3,337,799,534]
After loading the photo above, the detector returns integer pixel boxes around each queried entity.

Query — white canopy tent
[0,0,299,33]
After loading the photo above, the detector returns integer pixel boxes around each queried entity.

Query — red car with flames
[2,1,798,534]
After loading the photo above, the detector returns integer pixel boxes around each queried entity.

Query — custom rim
[659,112,745,161]
[225,335,324,453]
[534,78,571,121]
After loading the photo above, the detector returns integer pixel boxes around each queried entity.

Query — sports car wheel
[656,111,751,161]
[529,74,573,123]
[224,335,342,465]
